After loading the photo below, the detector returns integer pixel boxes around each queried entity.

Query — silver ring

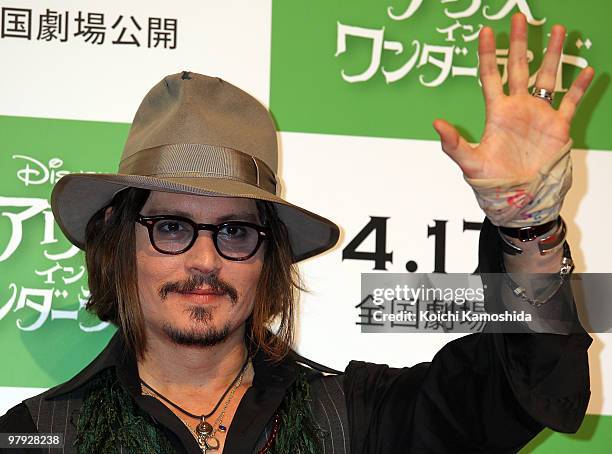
[531,87,554,103]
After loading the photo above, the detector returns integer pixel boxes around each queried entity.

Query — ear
[104,206,113,223]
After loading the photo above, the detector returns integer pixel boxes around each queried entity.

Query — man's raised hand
[433,12,594,181]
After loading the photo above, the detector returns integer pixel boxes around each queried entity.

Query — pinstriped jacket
[4,333,351,454]
[0,220,592,453]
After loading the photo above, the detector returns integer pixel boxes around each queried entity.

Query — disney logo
[12,155,71,186]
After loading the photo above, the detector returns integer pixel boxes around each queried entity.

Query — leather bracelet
[499,218,559,241]
[499,217,566,256]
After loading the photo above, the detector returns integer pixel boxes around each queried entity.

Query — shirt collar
[44,329,299,400]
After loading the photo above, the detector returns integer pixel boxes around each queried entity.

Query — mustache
[158,273,238,304]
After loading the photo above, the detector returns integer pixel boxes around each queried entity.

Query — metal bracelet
[502,242,574,308]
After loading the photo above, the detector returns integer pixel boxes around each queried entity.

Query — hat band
[118,143,277,194]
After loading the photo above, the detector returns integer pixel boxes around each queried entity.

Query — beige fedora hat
[51,71,339,262]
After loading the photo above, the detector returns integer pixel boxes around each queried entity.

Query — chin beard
[161,305,231,347]
[162,322,231,347]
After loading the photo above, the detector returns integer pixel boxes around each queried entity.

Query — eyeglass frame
[136,214,270,261]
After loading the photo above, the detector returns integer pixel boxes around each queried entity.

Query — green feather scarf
[74,367,325,453]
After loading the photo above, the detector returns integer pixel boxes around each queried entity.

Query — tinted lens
[152,219,194,253]
[216,223,260,258]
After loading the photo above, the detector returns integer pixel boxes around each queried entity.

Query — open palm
[434,13,594,180]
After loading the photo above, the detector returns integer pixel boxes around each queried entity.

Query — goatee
[162,322,231,347]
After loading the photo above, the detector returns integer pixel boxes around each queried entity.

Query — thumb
[432,119,475,172]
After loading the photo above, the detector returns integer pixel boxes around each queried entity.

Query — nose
[183,230,223,274]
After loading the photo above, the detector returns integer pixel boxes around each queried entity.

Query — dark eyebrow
[143,209,259,223]
[215,212,259,223]
[142,208,193,218]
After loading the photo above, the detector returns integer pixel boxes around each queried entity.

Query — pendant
[205,436,220,450]
[195,417,220,453]
[197,434,220,453]
[196,419,213,436]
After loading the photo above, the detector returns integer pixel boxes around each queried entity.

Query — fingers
[478,26,503,104]
[559,66,595,121]
[534,24,566,91]
[508,13,529,94]
[433,119,476,173]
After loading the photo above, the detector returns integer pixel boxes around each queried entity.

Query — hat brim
[51,173,340,262]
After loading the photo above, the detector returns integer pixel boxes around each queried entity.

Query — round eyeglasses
[136,214,270,260]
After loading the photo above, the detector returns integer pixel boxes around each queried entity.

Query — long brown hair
[84,187,302,361]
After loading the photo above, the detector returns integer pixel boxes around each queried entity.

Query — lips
[176,288,225,303]
[182,288,224,296]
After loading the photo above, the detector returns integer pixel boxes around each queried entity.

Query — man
[0,13,595,453]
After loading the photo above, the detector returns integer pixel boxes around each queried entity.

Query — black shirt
[0,219,592,453]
